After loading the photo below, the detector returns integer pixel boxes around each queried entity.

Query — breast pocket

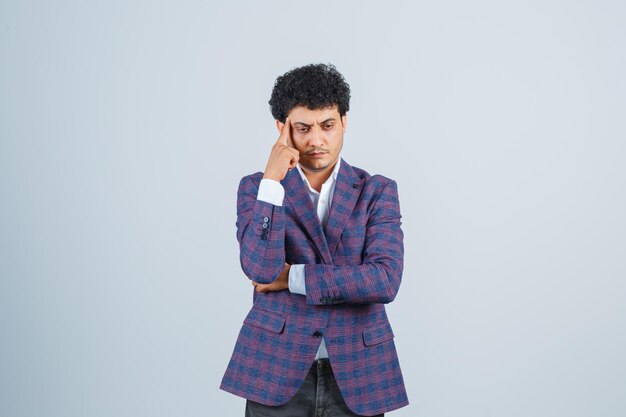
[335,226,366,261]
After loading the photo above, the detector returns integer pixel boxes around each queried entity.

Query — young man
[221,63,408,416]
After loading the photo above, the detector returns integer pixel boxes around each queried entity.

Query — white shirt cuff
[288,264,306,295]
[257,178,285,206]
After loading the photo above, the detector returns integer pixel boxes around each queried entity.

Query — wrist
[262,171,281,181]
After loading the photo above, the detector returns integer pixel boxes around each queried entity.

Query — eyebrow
[292,118,337,127]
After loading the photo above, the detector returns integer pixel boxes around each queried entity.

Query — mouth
[307,152,327,158]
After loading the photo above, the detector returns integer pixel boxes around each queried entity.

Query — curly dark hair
[269,63,351,123]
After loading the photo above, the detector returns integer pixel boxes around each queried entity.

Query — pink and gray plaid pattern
[220,159,408,416]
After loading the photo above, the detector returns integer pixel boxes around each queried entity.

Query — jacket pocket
[362,321,395,346]
[243,307,286,334]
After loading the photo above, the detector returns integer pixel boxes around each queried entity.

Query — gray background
[1,0,625,416]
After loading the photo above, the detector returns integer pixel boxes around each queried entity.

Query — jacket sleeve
[236,175,286,284]
[304,179,404,305]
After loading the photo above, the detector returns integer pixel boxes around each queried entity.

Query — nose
[308,125,324,147]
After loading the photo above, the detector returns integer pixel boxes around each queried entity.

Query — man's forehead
[288,105,340,123]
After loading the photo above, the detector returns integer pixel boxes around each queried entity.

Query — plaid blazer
[220,158,408,416]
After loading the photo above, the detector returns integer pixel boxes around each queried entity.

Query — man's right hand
[263,117,300,181]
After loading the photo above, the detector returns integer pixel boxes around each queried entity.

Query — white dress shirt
[255,156,342,359]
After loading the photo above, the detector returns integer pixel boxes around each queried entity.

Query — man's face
[277,104,346,175]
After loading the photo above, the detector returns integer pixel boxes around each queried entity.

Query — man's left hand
[252,263,290,292]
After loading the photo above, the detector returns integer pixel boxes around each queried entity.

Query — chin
[302,162,327,172]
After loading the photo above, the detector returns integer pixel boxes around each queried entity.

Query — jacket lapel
[282,158,363,265]
[283,168,332,264]
[324,159,364,257]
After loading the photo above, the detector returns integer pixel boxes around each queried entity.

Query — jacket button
[263,217,269,222]
[313,330,322,337]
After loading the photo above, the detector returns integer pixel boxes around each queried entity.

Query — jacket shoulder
[349,164,397,190]
[237,171,264,190]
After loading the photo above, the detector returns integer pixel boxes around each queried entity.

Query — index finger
[277,117,292,146]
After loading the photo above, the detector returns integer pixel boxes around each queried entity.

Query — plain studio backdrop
[1,1,625,416]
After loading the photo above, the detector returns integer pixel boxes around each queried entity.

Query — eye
[297,127,309,133]
[323,124,334,130]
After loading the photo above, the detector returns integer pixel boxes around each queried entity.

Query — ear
[341,113,348,134]
[275,119,284,133]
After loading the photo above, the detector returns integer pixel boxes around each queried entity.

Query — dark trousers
[245,359,384,417]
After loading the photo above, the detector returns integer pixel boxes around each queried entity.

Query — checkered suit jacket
[220,158,409,416]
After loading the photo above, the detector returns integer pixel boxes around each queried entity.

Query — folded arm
[237,175,404,305]
[303,179,404,305]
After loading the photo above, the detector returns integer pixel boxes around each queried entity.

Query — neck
[301,159,339,192]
